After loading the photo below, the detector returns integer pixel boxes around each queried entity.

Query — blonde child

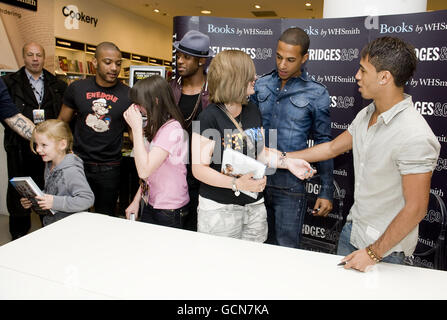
[20,119,94,226]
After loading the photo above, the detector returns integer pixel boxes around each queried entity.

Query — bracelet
[279,151,287,168]
[366,245,382,263]
[231,177,240,197]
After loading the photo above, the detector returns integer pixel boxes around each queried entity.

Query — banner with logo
[174,10,447,270]
[0,0,37,12]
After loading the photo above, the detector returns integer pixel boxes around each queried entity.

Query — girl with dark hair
[124,75,189,228]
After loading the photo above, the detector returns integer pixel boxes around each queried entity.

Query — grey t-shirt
[347,94,440,257]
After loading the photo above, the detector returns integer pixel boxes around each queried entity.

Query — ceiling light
[201,10,212,14]
[305,1,312,6]
[254,5,261,9]
[154,9,160,13]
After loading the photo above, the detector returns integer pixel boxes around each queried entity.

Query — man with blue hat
[170,30,213,231]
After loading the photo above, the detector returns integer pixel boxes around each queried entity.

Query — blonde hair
[207,50,256,105]
[30,119,73,154]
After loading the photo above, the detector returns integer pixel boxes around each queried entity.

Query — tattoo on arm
[5,114,35,140]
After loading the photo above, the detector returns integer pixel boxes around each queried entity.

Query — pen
[337,261,347,266]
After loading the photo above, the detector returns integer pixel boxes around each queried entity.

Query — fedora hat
[173,30,213,58]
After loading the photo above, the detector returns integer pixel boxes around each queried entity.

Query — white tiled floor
[0,212,42,246]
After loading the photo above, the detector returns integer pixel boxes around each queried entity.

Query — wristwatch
[280,151,287,167]
[231,177,240,197]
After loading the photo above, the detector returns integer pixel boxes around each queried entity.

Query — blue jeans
[264,186,307,248]
[337,221,406,265]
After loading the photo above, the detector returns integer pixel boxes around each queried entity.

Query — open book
[221,148,266,199]
[9,177,55,215]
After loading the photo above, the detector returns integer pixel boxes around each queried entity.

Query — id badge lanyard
[30,81,45,124]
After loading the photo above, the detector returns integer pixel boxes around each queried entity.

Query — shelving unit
[55,38,172,85]
[0,69,17,76]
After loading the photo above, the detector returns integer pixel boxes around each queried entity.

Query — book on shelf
[123,67,130,77]
[77,60,83,74]
[67,59,76,72]
[58,56,69,72]
[87,61,96,74]
[221,148,266,199]
[9,177,55,215]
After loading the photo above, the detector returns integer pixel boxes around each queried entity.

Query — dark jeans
[84,162,121,216]
[141,203,189,229]
[264,185,307,248]
[118,156,139,217]
[184,178,199,231]
[6,147,44,239]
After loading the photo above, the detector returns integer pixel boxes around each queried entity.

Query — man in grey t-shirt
[288,37,440,272]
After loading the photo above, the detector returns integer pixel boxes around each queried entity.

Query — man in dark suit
[2,42,67,240]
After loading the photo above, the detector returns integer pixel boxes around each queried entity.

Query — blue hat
[173,30,213,58]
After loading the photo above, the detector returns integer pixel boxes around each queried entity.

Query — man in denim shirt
[251,27,333,248]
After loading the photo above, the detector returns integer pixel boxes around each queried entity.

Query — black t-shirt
[195,101,264,205]
[63,77,131,163]
[179,93,202,125]
[179,93,203,187]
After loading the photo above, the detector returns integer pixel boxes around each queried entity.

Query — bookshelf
[55,38,172,85]
[0,69,17,76]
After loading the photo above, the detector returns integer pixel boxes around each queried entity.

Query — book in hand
[221,148,266,199]
[9,177,55,215]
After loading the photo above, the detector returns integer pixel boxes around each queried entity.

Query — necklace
[184,82,206,125]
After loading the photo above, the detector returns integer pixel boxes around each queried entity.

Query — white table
[1,212,447,300]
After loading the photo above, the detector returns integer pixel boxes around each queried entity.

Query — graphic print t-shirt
[195,101,264,206]
[63,78,131,162]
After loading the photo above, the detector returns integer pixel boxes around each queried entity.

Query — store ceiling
[100,0,322,27]
[101,0,447,28]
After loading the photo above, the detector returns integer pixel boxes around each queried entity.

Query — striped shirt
[25,69,44,106]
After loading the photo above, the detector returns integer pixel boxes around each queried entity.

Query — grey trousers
[197,197,268,242]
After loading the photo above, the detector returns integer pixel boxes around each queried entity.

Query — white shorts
[197,196,268,243]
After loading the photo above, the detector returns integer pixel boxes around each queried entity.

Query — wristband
[231,177,240,197]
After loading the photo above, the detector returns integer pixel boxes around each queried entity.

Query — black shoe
[11,233,26,241]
